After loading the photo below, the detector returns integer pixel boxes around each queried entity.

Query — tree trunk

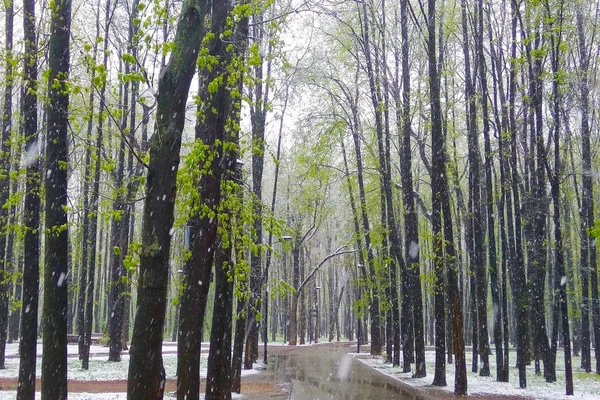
[108,56,128,361]
[399,0,426,377]
[205,163,239,400]
[77,0,101,360]
[428,0,467,393]
[177,1,240,398]
[16,0,39,397]
[42,0,72,397]
[0,0,14,368]
[546,2,573,391]
[509,0,528,387]
[127,1,207,398]
[476,0,499,379]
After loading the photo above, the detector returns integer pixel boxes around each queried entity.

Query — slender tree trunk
[16,0,39,397]
[509,0,528,387]
[576,6,598,375]
[399,0,425,377]
[428,0,467,393]
[546,2,572,392]
[108,56,128,361]
[82,0,112,370]
[77,0,101,360]
[0,0,14,368]
[351,13,381,355]
[476,0,498,378]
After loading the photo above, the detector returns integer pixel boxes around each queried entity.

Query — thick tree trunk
[127,1,207,399]
[177,1,241,398]
[42,0,72,397]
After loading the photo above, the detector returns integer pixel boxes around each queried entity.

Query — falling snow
[57,272,66,287]
[409,241,419,259]
[23,139,40,167]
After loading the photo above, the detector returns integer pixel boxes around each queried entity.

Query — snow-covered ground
[0,392,247,399]
[359,349,600,400]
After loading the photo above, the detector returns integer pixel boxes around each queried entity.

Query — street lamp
[263,235,293,364]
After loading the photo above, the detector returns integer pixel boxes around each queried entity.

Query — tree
[82,0,113,370]
[17,0,40,397]
[0,0,14,369]
[127,0,208,398]
[576,3,600,375]
[544,0,573,392]
[41,0,72,397]
[398,0,426,378]
[427,0,467,393]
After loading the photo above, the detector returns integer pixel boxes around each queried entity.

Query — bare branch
[297,246,357,293]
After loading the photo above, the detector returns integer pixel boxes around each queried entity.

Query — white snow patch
[360,349,600,400]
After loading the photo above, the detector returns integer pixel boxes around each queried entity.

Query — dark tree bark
[262,82,288,363]
[0,0,14,369]
[16,0,39,397]
[108,50,131,362]
[77,0,101,360]
[176,1,237,398]
[460,0,489,377]
[82,0,113,370]
[476,0,499,378]
[205,9,247,397]
[519,2,553,381]
[399,0,426,378]
[508,0,528,387]
[576,6,599,375]
[427,0,467,393]
[352,2,382,356]
[246,9,270,368]
[42,0,72,397]
[205,164,240,400]
[487,5,510,382]
[127,1,207,398]
[545,1,573,392]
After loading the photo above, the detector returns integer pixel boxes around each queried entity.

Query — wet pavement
[266,343,417,400]
[263,343,534,400]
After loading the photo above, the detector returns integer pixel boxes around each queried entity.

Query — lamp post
[314,284,321,344]
[357,264,363,354]
[263,235,293,364]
